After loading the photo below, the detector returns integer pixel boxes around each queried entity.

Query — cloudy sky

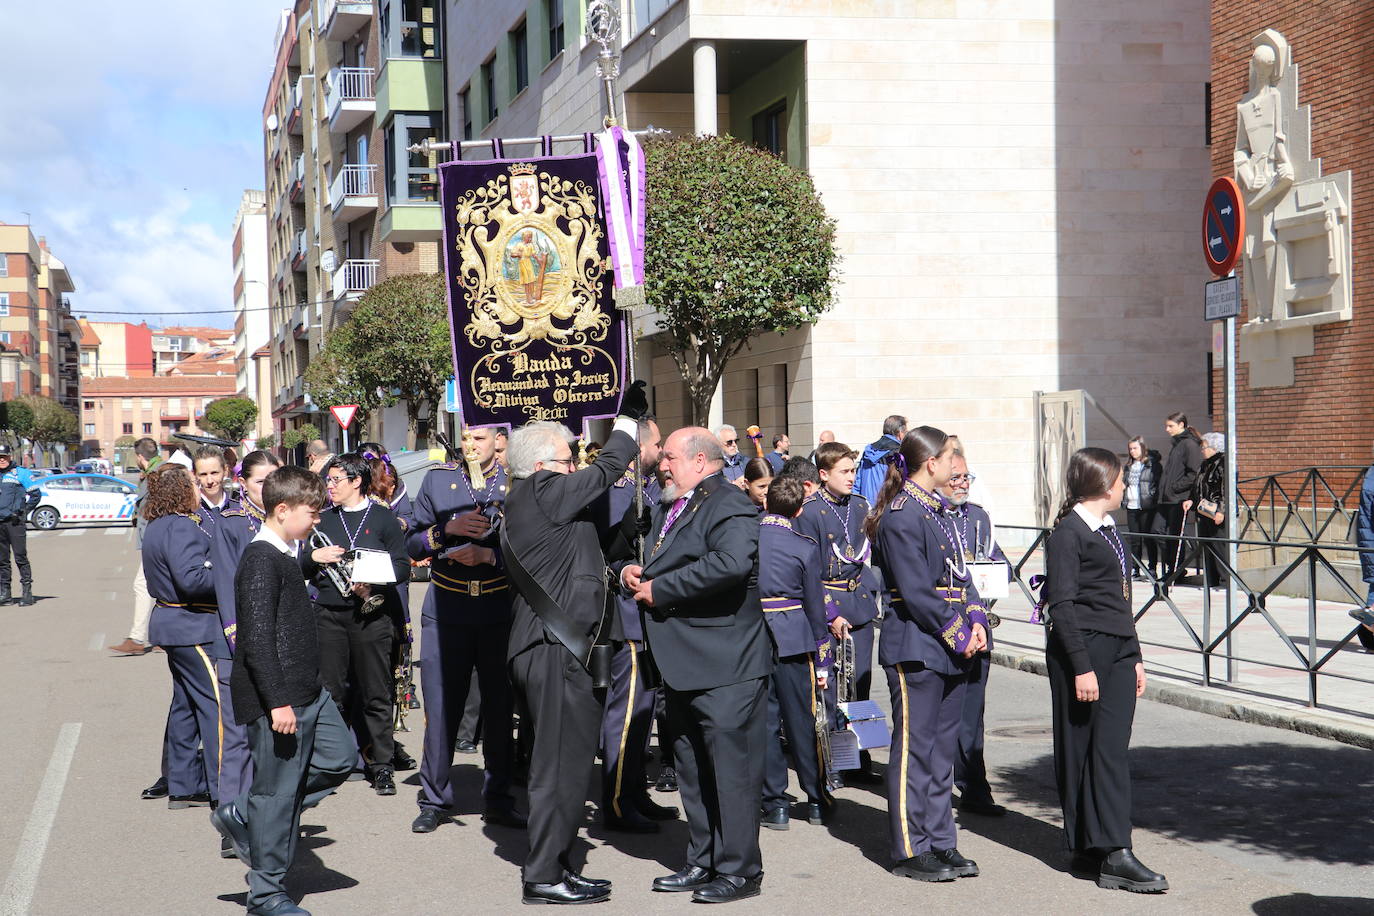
[0,3,291,330]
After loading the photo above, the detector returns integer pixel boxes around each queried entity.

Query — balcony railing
[328,163,379,219]
[288,77,305,134]
[321,0,374,41]
[289,154,305,201]
[290,229,307,266]
[333,259,378,301]
[325,67,375,133]
[159,409,189,421]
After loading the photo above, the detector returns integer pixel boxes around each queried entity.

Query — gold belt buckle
[468,580,481,597]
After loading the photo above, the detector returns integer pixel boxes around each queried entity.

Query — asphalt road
[0,526,1371,915]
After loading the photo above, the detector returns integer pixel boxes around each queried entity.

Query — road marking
[87,632,104,651]
[105,591,118,602]
[1,722,81,916]
[58,529,80,537]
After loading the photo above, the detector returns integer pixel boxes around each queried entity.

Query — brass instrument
[392,637,419,732]
[824,634,858,788]
[309,527,386,614]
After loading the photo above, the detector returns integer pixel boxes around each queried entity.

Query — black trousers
[315,604,394,767]
[666,676,768,879]
[241,688,353,911]
[1152,503,1188,580]
[954,652,993,804]
[1196,515,1225,584]
[885,663,964,862]
[1047,631,1138,852]
[762,654,825,808]
[654,688,676,774]
[510,642,606,885]
[0,517,31,588]
[600,640,657,817]
[1125,507,1158,575]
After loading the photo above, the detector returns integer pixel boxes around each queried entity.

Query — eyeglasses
[325,474,356,486]
[550,457,577,469]
[949,473,976,483]
[722,439,738,446]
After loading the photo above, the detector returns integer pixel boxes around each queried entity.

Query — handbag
[1197,498,1219,518]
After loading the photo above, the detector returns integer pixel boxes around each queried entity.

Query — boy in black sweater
[212,466,353,916]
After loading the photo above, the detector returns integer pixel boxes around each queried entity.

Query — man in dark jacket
[1153,417,1202,582]
[619,427,774,904]
[855,415,907,505]
[501,382,648,906]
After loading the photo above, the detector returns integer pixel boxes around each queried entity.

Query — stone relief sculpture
[1234,29,1353,387]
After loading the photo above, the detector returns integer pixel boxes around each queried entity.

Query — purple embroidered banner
[438,150,626,435]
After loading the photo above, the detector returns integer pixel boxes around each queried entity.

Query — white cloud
[0,1,292,328]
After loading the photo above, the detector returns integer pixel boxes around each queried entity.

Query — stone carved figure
[1234,30,1294,323]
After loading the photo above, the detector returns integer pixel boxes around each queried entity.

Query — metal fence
[996,524,1374,716]
[1237,465,1368,547]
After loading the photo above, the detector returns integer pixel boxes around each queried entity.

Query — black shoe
[760,807,789,831]
[219,836,237,859]
[0,586,11,605]
[958,797,1007,817]
[636,796,679,820]
[891,852,958,882]
[1069,848,1106,876]
[455,738,478,754]
[391,747,417,771]
[17,584,33,606]
[483,807,528,829]
[370,766,396,796]
[655,767,678,793]
[521,879,609,905]
[1097,848,1168,893]
[604,808,659,832]
[652,866,713,893]
[168,792,212,809]
[247,895,311,916]
[210,800,251,862]
[933,847,980,877]
[845,767,884,786]
[802,802,825,826]
[691,874,762,903]
[563,871,612,890]
[411,808,444,833]
[141,776,169,800]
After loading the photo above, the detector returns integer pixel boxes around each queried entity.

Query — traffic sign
[1202,176,1245,276]
[329,404,359,429]
[1205,276,1241,321]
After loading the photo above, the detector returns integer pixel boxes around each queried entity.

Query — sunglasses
[722,439,738,446]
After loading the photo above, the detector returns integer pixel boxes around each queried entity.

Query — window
[0,256,7,278]
[752,100,787,158]
[385,113,439,203]
[511,21,528,94]
[122,423,133,435]
[121,398,132,410]
[483,59,497,123]
[141,423,152,434]
[88,478,134,494]
[459,88,472,141]
[45,476,84,491]
[382,0,440,58]
[84,423,95,437]
[0,332,9,345]
[141,398,152,409]
[0,293,8,316]
[80,351,91,366]
[83,400,94,410]
[547,0,564,60]
[168,337,184,352]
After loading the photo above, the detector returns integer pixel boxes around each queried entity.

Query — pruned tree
[15,395,77,449]
[644,134,841,424]
[202,396,259,443]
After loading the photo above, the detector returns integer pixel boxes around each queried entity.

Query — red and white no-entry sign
[330,404,359,429]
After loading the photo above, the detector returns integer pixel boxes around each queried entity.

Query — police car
[27,473,138,530]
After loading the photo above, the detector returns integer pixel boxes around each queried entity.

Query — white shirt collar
[1074,503,1114,531]
[340,499,369,513]
[252,525,297,555]
[202,494,227,512]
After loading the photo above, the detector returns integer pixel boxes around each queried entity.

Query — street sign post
[1202,178,1244,682]
[330,404,359,453]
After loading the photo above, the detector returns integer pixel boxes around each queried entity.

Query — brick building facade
[1211,4,1374,479]
[82,375,237,460]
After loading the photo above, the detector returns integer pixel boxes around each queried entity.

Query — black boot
[0,584,11,605]
[1097,848,1168,893]
[18,583,33,606]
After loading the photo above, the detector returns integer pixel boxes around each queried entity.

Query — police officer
[0,445,38,605]
[143,464,226,810]
[597,416,679,832]
[867,427,988,883]
[939,450,1009,817]
[796,441,882,784]
[407,426,522,833]
[758,476,832,830]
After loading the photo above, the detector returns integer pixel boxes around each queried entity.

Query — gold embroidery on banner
[451,164,618,422]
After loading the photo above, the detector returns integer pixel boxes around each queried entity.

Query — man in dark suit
[619,427,774,903]
[501,383,648,906]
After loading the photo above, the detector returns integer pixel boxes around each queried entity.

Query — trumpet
[309,528,386,614]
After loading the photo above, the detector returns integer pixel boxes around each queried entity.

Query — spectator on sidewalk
[1123,437,1162,580]
[111,437,163,658]
[855,415,907,505]
[1153,413,1202,583]
[1185,433,1227,586]
[765,434,791,475]
[306,439,333,475]
[717,425,746,485]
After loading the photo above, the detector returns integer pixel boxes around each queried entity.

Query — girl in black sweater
[1044,447,1168,894]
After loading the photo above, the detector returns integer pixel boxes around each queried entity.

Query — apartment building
[82,376,237,460]
[443,0,1214,523]
[151,326,232,375]
[0,223,80,411]
[83,321,154,379]
[231,190,274,443]
[261,0,445,451]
